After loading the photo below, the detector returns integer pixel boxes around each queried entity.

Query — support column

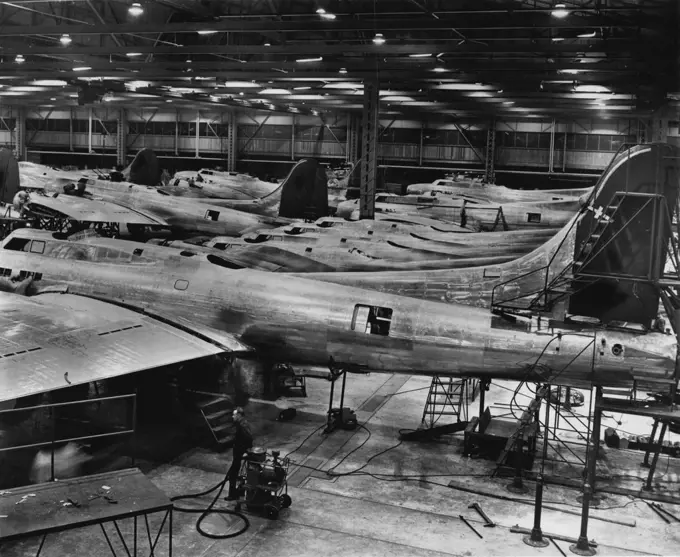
[14,106,26,161]
[418,121,424,166]
[88,107,93,153]
[116,108,127,168]
[195,110,200,158]
[484,119,496,184]
[69,108,74,152]
[174,110,180,156]
[548,118,556,173]
[291,115,296,160]
[570,386,600,556]
[650,106,670,143]
[347,112,359,164]
[226,111,236,171]
[360,78,379,220]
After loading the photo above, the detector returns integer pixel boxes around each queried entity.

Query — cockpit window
[244,234,271,244]
[4,238,31,251]
[207,254,245,269]
[29,240,45,254]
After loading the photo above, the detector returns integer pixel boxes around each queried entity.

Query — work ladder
[420,376,477,429]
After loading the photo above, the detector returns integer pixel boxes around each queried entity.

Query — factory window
[484,269,502,279]
[305,247,312,253]
[174,279,189,291]
[0,267,11,277]
[352,304,393,336]
[527,213,542,223]
[29,240,45,254]
[205,210,220,221]
[4,238,31,251]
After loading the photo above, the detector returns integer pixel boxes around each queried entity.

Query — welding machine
[234,448,291,519]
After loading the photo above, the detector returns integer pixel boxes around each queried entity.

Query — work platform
[0,468,173,556]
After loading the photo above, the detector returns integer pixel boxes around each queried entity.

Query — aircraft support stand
[523,385,550,548]
[324,363,357,434]
[570,386,601,556]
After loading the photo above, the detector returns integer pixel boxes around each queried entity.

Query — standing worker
[226,406,253,500]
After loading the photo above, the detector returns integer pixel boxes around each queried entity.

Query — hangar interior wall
[0,105,677,175]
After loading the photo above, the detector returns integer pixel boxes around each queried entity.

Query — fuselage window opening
[527,213,542,223]
[351,304,393,336]
[205,210,220,221]
[29,240,46,254]
[4,238,31,251]
[174,279,189,290]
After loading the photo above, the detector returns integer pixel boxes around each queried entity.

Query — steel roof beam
[0,15,650,36]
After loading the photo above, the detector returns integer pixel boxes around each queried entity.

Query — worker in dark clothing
[226,406,254,500]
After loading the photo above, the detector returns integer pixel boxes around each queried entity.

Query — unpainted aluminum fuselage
[1,230,675,391]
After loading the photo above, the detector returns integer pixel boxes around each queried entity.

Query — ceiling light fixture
[432,67,447,73]
[409,53,432,58]
[50,97,56,101]
[239,91,244,95]
[264,42,271,47]
[197,30,218,35]
[577,30,597,38]
[339,68,347,74]
[294,86,312,90]
[128,2,143,16]
[60,33,72,45]
[126,52,142,57]
[15,54,24,63]
[551,36,565,42]
[186,58,192,63]
[574,84,610,93]
[551,3,569,18]
[559,69,581,74]
[296,56,322,63]
[316,8,336,20]
[73,66,92,71]
[372,33,385,45]
[166,99,172,103]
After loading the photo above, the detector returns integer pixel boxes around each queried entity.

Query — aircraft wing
[0,292,252,403]
[26,194,167,226]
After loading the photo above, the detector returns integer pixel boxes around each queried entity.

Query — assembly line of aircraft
[0,143,678,420]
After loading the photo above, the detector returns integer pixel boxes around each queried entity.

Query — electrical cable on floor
[170,470,250,539]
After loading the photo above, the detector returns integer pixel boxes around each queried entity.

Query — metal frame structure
[359,78,379,220]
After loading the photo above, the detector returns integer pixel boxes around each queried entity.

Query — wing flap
[0,292,247,402]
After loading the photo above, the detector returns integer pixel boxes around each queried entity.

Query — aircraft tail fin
[0,148,20,205]
[566,142,680,326]
[123,148,161,186]
[278,158,329,219]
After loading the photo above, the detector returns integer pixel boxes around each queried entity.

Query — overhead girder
[0,41,659,57]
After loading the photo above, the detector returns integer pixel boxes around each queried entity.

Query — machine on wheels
[234,447,291,519]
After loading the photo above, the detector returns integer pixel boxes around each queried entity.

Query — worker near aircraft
[226,406,254,500]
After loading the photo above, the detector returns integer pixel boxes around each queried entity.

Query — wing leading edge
[0,292,251,402]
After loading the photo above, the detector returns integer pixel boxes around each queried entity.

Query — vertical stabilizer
[123,148,161,187]
[278,158,329,219]
[568,143,680,326]
[0,148,20,205]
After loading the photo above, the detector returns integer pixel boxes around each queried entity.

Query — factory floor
[2,373,680,556]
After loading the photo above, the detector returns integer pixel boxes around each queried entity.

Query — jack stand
[507,438,528,494]
[570,485,597,556]
[324,363,357,434]
[523,473,549,548]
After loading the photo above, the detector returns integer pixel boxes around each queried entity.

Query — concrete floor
[2,373,680,556]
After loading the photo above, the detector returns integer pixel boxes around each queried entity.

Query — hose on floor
[170,470,250,539]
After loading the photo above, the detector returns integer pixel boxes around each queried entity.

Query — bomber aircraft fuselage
[0,229,675,392]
